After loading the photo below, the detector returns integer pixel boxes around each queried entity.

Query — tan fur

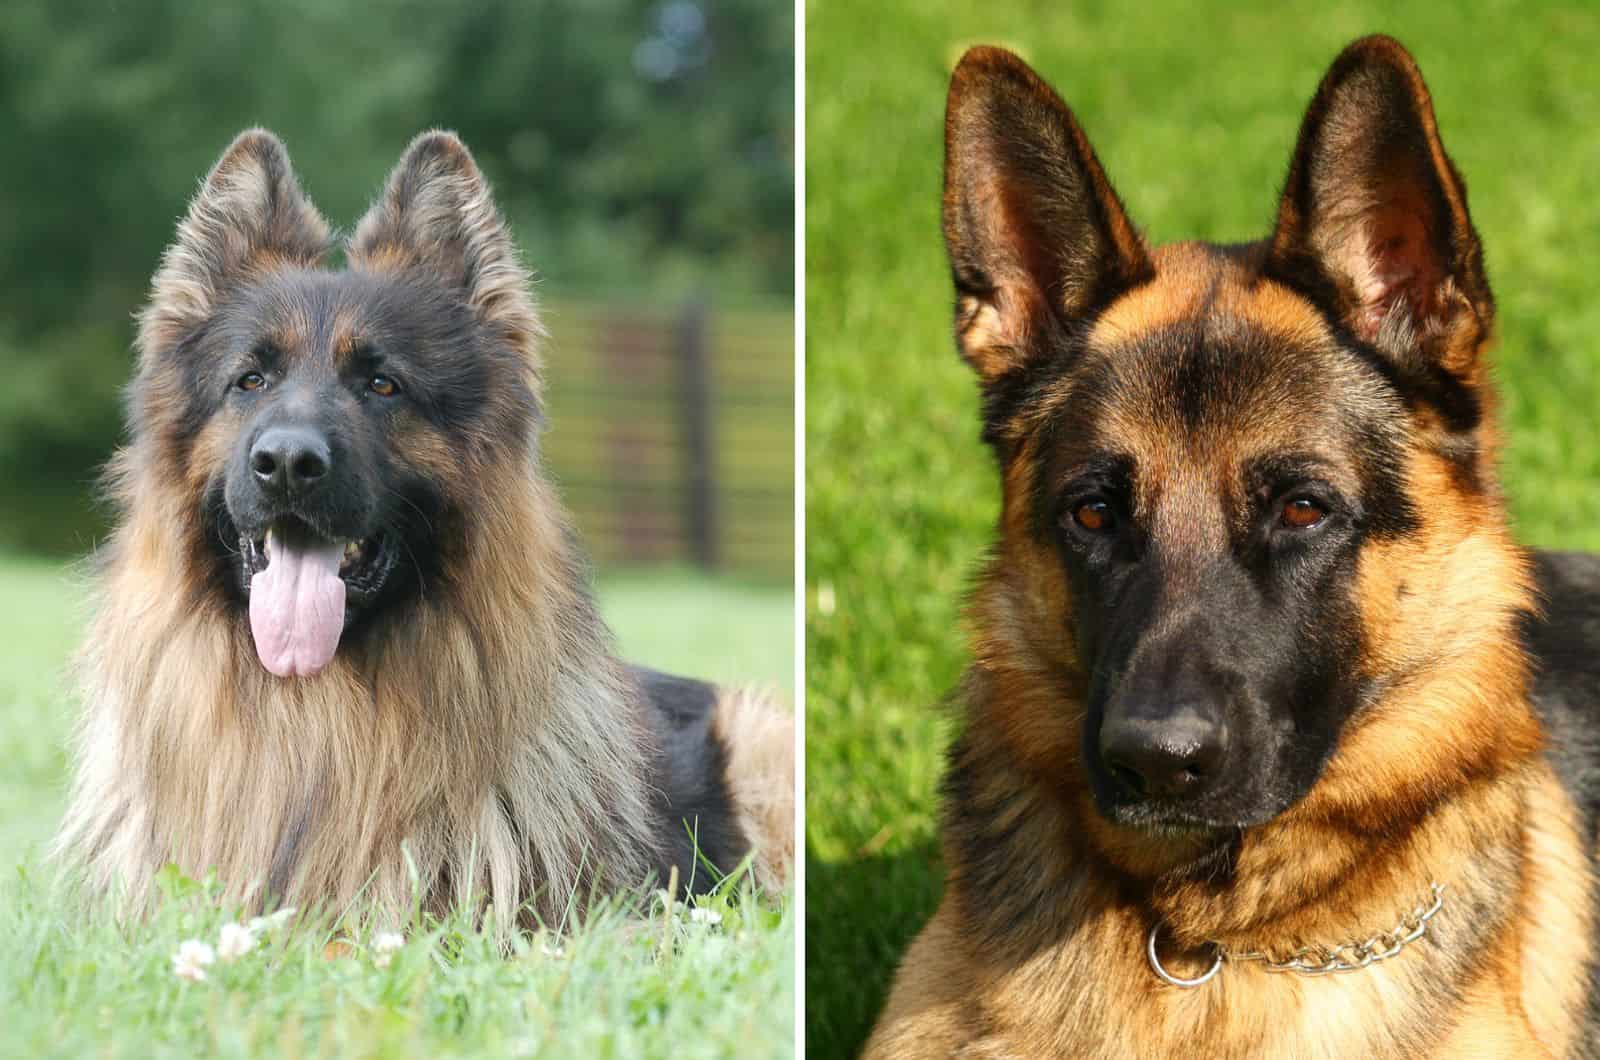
[1087,242,1214,346]
[711,687,795,891]
[54,129,793,930]
[1518,771,1595,1056]
[865,905,977,1055]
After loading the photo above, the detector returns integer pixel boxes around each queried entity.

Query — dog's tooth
[264,529,274,559]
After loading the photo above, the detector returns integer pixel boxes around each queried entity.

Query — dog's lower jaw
[1076,792,1232,881]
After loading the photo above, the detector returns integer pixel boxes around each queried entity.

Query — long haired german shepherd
[866,36,1600,1057]
[54,130,793,928]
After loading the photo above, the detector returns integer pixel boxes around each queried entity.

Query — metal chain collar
[1147,882,1445,987]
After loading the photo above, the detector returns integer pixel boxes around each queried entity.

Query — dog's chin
[1103,803,1230,837]
[1084,776,1319,881]
[1085,750,1293,832]
[1078,792,1243,879]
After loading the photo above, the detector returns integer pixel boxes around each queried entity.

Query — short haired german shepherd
[865,36,1600,1058]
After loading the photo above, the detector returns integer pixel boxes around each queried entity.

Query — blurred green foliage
[0,0,792,554]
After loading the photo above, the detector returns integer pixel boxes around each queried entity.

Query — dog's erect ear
[1268,36,1492,376]
[348,131,542,355]
[140,129,330,358]
[943,47,1151,382]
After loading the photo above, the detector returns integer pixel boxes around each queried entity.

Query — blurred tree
[0,0,792,553]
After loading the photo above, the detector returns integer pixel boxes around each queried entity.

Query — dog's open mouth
[239,521,396,678]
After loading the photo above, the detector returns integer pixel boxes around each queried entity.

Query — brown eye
[237,371,265,391]
[369,375,399,397]
[1281,497,1327,530]
[1073,501,1115,533]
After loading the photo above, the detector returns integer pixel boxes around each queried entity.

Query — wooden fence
[537,299,793,581]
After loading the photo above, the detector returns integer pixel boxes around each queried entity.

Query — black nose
[250,426,331,497]
[1099,710,1227,801]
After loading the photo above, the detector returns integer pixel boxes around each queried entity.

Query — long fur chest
[58,566,664,926]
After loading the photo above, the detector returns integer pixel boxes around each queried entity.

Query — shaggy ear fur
[943,47,1152,382]
[1267,35,1492,376]
[347,131,543,359]
[140,129,331,358]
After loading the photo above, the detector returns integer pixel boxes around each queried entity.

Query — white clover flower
[689,907,723,926]
[372,931,405,968]
[217,922,257,962]
[172,938,216,982]
[247,907,298,934]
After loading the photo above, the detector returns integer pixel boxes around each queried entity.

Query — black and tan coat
[867,36,1600,1058]
[55,130,793,929]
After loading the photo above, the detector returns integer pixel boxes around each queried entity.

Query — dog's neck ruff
[1147,882,1446,988]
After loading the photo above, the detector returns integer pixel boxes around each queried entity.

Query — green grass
[804,3,1600,1055]
[0,554,794,1058]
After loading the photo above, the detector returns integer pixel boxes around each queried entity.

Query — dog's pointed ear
[348,131,543,355]
[141,129,330,357]
[943,47,1151,382]
[1268,36,1492,376]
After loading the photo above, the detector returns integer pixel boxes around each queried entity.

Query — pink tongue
[249,537,346,678]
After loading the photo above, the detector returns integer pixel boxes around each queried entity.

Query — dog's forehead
[234,269,445,361]
[1088,242,1331,352]
[1076,246,1397,472]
